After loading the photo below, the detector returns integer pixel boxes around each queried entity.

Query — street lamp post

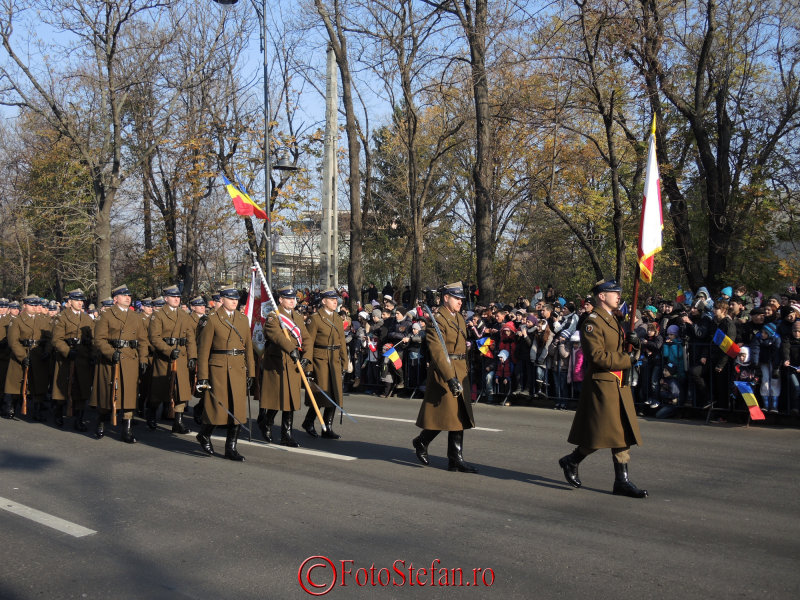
[212,0,298,289]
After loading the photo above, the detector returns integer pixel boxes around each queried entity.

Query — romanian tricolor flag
[733,381,765,420]
[383,345,402,369]
[221,174,268,220]
[712,328,740,359]
[676,287,686,304]
[637,116,663,283]
[476,336,494,358]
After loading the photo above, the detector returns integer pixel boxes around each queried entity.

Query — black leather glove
[188,358,196,371]
[196,379,210,392]
[247,376,255,393]
[289,349,300,362]
[22,356,30,368]
[447,377,463,396]
[112,350,121,364]
[170,348,180,360]
[626,331,641,349]
[299,357,310,370]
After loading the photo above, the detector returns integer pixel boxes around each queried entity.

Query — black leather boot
[1,394,14,419]
[95,414,105,439]
[257,408,276,443]
[447,430,478,473]
[54,403,64,427]
[33,400,46,422]
[321,407,340,439]
[73,409,88,432]
[558,449,586,488]
[302,408,318,438]
[225,424,245,461]
[412,429,439,466]
[280,411,299,447]
[196,424,215,455]
[612,461,648,498]
[146,406,158,430]
[121,419,137,444]
[171,411,191,434]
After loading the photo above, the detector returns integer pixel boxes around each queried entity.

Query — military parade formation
[0,278,648,497]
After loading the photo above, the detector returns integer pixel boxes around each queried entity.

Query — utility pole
[319,43,338,289]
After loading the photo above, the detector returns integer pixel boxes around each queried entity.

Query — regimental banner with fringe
[734,381,766,420]
[221,174,268,220]
[712,328,741,359]
[638,116,664,283]
[244,267,267,355]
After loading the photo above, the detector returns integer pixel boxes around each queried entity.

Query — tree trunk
[95,186,113,299]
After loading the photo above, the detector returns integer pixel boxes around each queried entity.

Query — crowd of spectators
[327,281,800,424]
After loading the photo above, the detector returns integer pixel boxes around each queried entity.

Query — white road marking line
[0,496,96,538]
[348,413,502,432]
[209,435,357,461]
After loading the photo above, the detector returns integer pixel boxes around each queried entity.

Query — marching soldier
[99,298,114,312]
[412,282,477,473]
[91,284,149,443]
[259,285,309,446]
[3,296,52,421]
[302,288,348,439]
[0,298,11,409]
[147,285,197,433]
[195,286,255,461]
[8,300,21,318]
[188,296,206,325]
[51,289,94,431]
[152,296,165,311]
[558,279,647,498]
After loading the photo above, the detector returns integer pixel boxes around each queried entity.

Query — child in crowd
[495,349,513,406]
[654,363,682,418]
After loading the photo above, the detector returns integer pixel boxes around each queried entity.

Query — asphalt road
[1,394,798,600]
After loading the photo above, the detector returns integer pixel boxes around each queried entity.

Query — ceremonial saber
[307,378,357,423]
[198,383,251,435]
[422,304,464,400]
[249,250,327,432]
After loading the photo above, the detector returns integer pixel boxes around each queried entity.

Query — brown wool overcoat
[148,307,197,404]
[51,310,95,402]
[260,308,309,411]
[305,309,348,409]
[416,308,475,431]
[196,310,255,425]
[91,307,150,411]
[5,314,52,397]
[567,307,642,449]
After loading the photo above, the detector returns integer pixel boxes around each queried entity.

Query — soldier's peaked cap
[320,288,339,299]
[9,300,20,309]
[22,295,39,305]
[67,289,86,301]
[111,284,131,297]
[152,296,166,306]
[189,296,206,306]
[163,285,181,297]
[277,285,296,298]
[140,297,153,307]
[592,279,622,295]
[100,297,114,307]
[0,298,8,307]
[441,282,465,299]
[219,286,239,300]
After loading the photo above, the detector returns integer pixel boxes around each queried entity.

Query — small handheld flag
[476,336,494,358]
[712,329,741,359]
[733,381,765,420]
[383,345,402,369]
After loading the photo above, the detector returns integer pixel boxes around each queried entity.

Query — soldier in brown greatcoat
[3,296,52,421]
[558,278,647,498]
[0,298,11,413]
[91,284,150,443]
[412,282,477,473]
[302,288,348,439]
[51,289,94,431]
[195,286,255,461]
[258,285,309,447]
[147,285,197,434]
